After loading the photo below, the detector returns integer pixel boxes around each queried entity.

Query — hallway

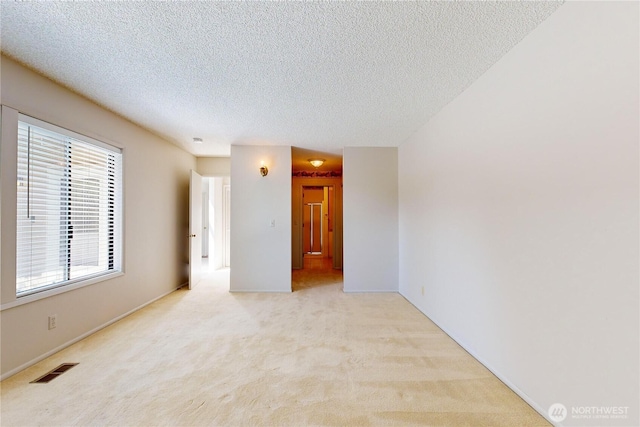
[292,256,342,292]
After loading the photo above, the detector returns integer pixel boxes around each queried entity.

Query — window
[16,115,123,297]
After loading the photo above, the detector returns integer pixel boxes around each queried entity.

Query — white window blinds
[16,116,123,297]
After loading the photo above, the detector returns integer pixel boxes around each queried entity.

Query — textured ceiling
[1,1,563,158]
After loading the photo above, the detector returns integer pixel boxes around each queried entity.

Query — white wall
[230,146,291,292]
[0,56,196,378]
[343,147,398,292]
[398,2,638,425]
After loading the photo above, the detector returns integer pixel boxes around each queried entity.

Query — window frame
[0,111,125,310]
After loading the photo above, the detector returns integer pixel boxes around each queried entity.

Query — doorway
[292,177,342,270]
[291,177,342,291]
[302,186,331,257]
[304,203,322,254]
[200,176,230,273]
[294,185,340,292]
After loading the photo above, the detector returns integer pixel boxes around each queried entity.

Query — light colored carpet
[0,267,549,426]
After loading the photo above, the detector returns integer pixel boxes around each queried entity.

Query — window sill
[0,271,124,311]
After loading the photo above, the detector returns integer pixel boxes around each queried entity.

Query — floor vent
[30,363,78,384]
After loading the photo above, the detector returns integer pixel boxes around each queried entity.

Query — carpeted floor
[0,266,549,426]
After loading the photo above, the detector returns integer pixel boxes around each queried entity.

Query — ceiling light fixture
[193,137,203,144]
[309,159,325,168]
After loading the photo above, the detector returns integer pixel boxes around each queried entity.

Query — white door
[189,170,203,289]
[223,184,231,268]
[202,190,209,258]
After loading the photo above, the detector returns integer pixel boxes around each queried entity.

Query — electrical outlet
[421,286,424,296]
[48,314,57,330]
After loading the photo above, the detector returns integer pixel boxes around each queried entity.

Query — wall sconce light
[260,160,269,177]
[309,159,325,168]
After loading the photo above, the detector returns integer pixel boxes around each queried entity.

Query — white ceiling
[1,1,562,158]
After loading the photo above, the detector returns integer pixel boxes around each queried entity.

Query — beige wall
[197,156,230,177]
[0,56,196,378]
[398,2,639,423]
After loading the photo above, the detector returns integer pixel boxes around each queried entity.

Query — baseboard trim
[0,284,184,381]
[398,291,554,426]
